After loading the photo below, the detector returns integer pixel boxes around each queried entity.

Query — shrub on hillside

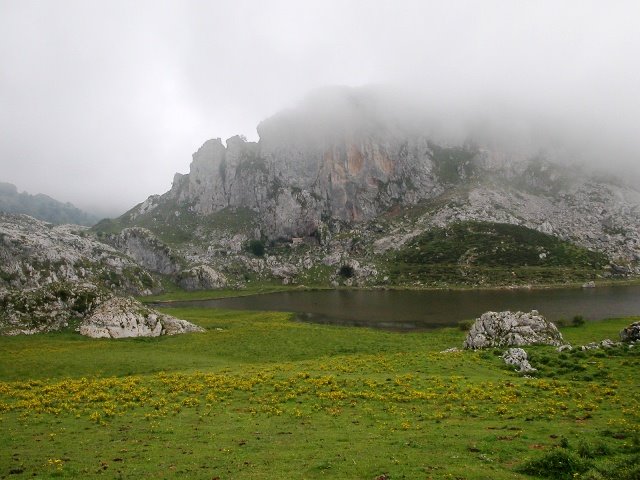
[338,265,354,279]
[519,448,591,479]
[248,239,265,257]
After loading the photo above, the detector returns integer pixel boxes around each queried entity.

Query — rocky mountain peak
[104,86,639,286]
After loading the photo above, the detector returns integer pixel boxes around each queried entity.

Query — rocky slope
[0,211,235,335]
[95,88,639,287]
[0,282,109,335]
[0,181,99,226]
[0,213,175,335]
[0,213,158,295]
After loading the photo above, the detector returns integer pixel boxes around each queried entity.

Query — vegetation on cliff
[389,221,609,286]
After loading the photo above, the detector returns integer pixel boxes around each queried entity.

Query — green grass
[0,310,638,479]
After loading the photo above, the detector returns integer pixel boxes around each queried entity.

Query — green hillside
[389,221,608,286]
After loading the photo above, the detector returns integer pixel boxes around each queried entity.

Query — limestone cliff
[104,86,640,285]
[135,88,449,239]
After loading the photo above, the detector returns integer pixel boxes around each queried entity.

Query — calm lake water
[167,285,640,331]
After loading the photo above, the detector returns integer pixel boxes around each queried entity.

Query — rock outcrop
[79,297,204,338]
[177,265,227,291]
[620,321,640,342]
[502,348,537,373]
[0,282,109,335]
[114,227,181,275]
[155,89,445,241]
[464,310,565,349]
[0,213,157,295]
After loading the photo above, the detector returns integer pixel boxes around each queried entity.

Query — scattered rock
[440,347,461,353]
[556,344,573,352]
[581,339,621,351]
[79,297,204,338]
[620,321,640,342]
[582,281,596,288]
[502,348,537,373]
[464,310,564,349]
[611,264,632,276]
[270,263,299,285]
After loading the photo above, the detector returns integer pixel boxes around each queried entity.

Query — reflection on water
[168,285,640,331]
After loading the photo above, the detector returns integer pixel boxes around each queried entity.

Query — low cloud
[1,0,638,215]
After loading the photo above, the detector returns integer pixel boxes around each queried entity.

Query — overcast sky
[1,0,639,217]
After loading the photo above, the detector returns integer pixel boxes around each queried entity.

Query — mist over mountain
[0,182,99,226]
[260,86,639,182]
[2,1,639,214]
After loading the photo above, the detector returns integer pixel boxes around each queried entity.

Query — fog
[1,1,639,217]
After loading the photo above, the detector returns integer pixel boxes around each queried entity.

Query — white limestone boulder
[79,297,204,339]
[502,348,537,373]
[464,310,564,349]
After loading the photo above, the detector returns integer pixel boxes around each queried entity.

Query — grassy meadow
[0,307,638,479]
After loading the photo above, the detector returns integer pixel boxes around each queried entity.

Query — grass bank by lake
[0,308,638,479]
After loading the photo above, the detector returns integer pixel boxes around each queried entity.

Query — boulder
[502,348,536,373]
[620,321,640,342]
[464,310,564,349]
[79,297,204,338]
[270,263,299,285]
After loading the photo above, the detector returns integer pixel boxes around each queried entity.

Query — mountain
[3,86,640,334]
[95,86,640,288]
[0,182,99,226]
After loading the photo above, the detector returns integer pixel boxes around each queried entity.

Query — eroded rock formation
[464,310,565,349]
[502,348,537,373]
[118,87,640,280]
[79,297,204,338]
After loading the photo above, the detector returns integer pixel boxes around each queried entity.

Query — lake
[166,285,640,331]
